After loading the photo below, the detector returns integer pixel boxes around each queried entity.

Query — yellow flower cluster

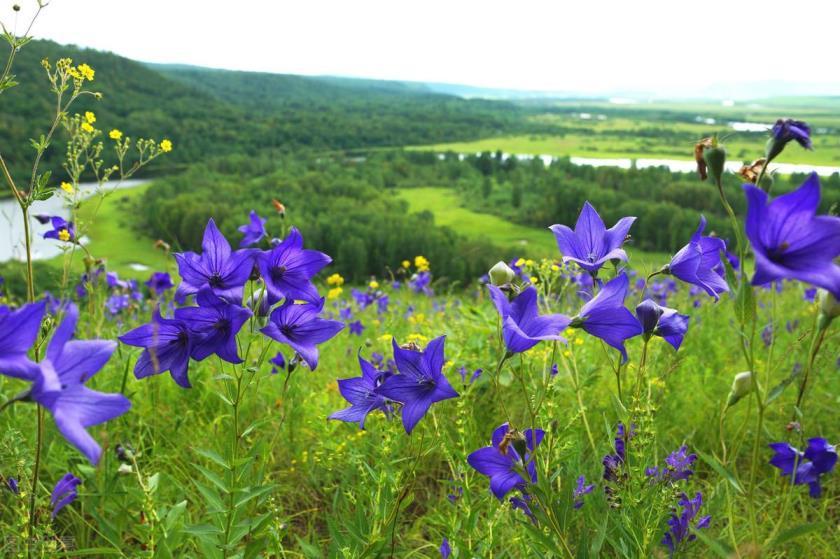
[67,62,95,82]
[109,129,123,140]
[414,255,430,272]
[369,280,379,290]
[326,273,344,286]
[159,139,173,153]
[327,287,343,300]
[84,111,96,124]
[60,182,74,194]
[406,333,429,345]
[81,122,94,133]
[401,260,410,269]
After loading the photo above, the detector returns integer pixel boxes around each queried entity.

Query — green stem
[27,406,44,559]
[223,366,244,557]
[793,323,828,421]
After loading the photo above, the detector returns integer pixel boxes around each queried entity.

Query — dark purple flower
[31,304,131,464]
[488,285,571,354]
[467,423,544,500]
[0,300,45,380]
[666,216,728,300]
[549,202,635,274]
[329,353,392,429]
[767,119,811,161]
[573,475,595,509]
[6,477,19,494]
[50,473,81,519]
[238,210,267,248]
[635,299,690,351]
[145,272,174,296]
[339,306,353,321]
[105,294,129,316]
[744,173,840,298]
[106,272,129,290]
[119,307,194,388]
[174,218,254,303]
[348,320,364,336]
[510,493,537,524]
[804,287,817,302]
[175,289,252,364]
[375,337,458,434]
[439,537,451,558]
[662,492,711,556]
[42,216,75,242]
[269,352,286,374]
[571,273,642,362]
[377,295,389,314]
[648,446,697,483]
[409,271,433,296]
[261,298,343,370]
[458,366,483,385]
[769,437,837,498]
[257,227,330,304]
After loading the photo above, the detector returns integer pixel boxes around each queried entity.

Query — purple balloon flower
[662,492,711,557]
[42,216,75,242]
[145,272,174,296]
[375,336,459,434]
[238,210,267,248]
[261,298,344,370]
[549,202,635,274]
[0,300,46,380]
[487,285,570,354]
[348,320,364,336]
[329,353,392,429]
[571,273,642,362]
[439,537,451,559]
[769,437,837,498]
[175,289,252,364]
[635,299,690,351]
[767,118,812,160]
[666,216,728,300]
[50,473,81,519]
[257,227,331,304]
[744,173,840,298]
[119,307,194,388]
[467,422,544,500]
[30,304,131,464]
[174,218,254,303]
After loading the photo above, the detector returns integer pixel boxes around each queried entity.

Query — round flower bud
[117,463,134,475]
[726,371,752,407]
[488,261,515,286]
[817,289,840,330]
[703,146,726,185]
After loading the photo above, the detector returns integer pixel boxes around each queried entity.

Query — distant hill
[0,41,521,193]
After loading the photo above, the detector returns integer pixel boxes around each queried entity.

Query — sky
[7,0,838,96]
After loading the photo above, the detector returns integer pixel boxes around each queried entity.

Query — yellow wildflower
[529,276,539,284]
[563,350,572,358]
[369,280,379,290]
[401,260,410,269]
[407,333,429,345]
[574,337,584,346]
[525,259,535,267]
[159,139,173,153]
[327,287,343,300]
[60,181,74,194]
[109,129,123,140]
[564,328,576,338]
[551,264,560,272]
[84,111,96,124]
[414,255,430,272]
[81,122,94,133]
[77,63,95,81]
[379,334,392,343]
[515,257,525,267]
[326,273,344,286]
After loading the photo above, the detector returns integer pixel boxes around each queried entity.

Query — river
[0,179,150,263]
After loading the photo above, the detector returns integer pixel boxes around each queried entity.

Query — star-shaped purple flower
[666,216,729,300]
[30,303,131,464]
[549,202,636,274]
[635,299,690,351]
[744,173,840,298]
[487,285,570,354]
[119,307,194,388]
[257,227,331,304]
[329,352,392,429]
[769,437,837,498]
[375,336,459,434]
[145,272,173,296]
[261,297,344,370]
[0,300,46,380]
[42,216,76,242]
[767,119,812,161]
[175,289,252,364]
[571,273,642,362]
[174,218,254,303]
[467,422,544,500]
[662,492,711,556]
[238,210,268,248]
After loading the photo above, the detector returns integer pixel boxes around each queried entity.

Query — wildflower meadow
[1,4,840,559]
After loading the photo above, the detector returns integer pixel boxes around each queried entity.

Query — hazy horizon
[8,0,838,98]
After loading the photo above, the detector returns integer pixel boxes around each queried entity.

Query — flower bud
[703,146,726,185]
[726,371,752,407]
[817,289,840,329]
[488,261,515,286]
[117,463,134,475]
[13,4,21,11]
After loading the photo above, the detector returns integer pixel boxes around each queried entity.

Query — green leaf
[697,450,744,494]
[235,484,275,508]
[770,521,828,548]
[164,500,187,533]
[193,481,226,513]
[691,526,733,558]
[766,367,803,405]
[196,448,231,470]
[195,464,230,494]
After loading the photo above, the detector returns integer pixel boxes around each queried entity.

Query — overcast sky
[7,0,836,94]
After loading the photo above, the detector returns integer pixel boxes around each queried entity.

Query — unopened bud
[703,145,726,185]
[117,463,133,475]
[817,289,840,319]
[727,371,752,407]
[13,4,21,12]
[488,261,515,286]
